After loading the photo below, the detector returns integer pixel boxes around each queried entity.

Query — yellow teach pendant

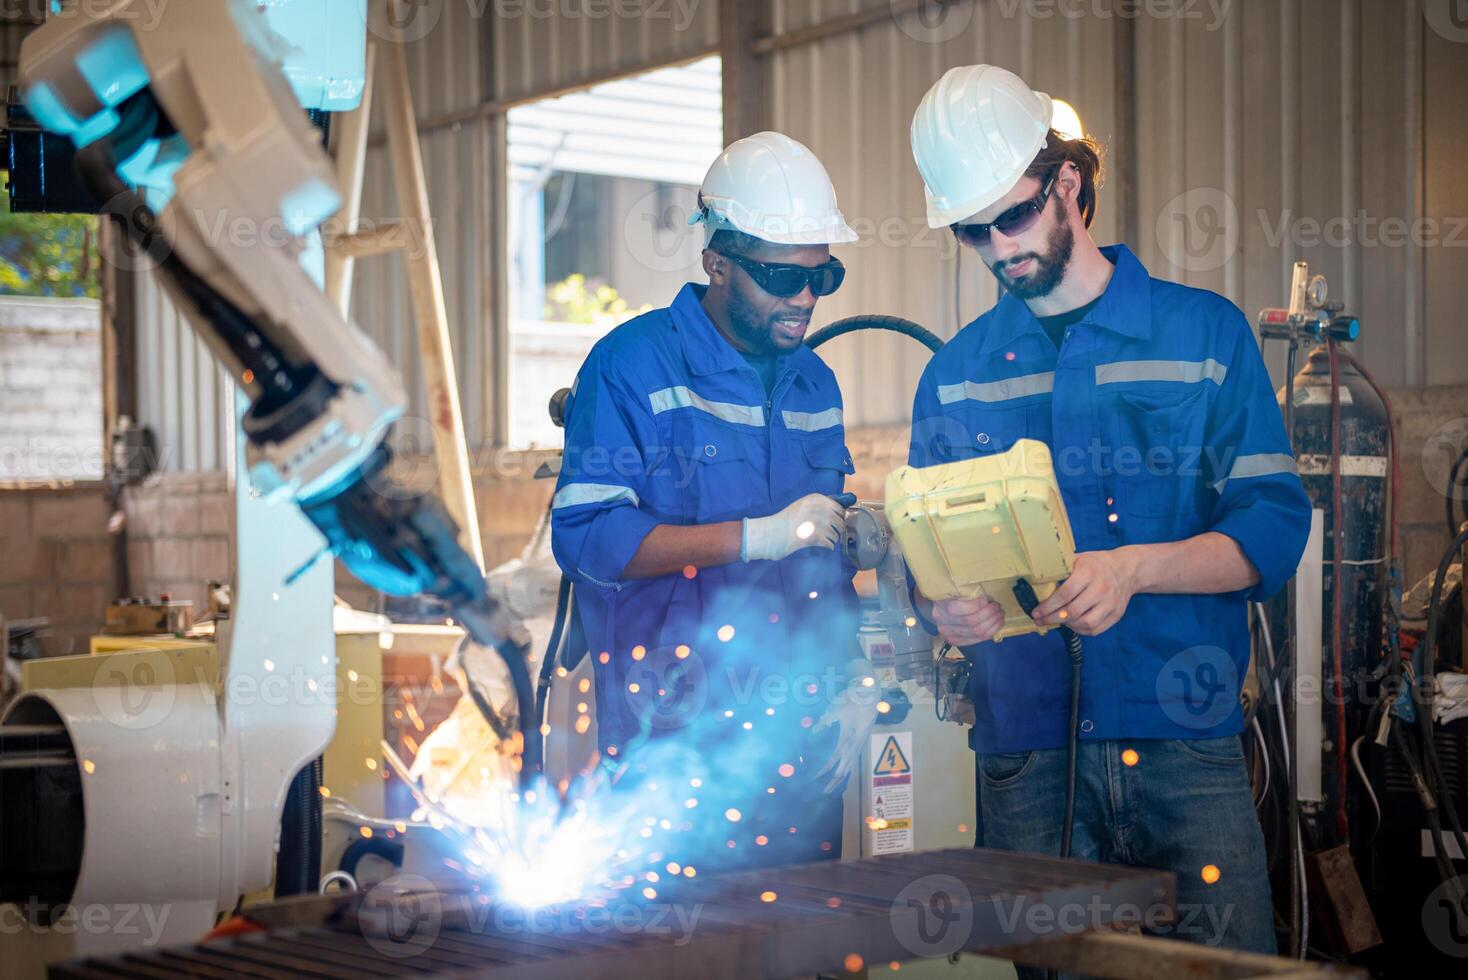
[885,439,1077,642]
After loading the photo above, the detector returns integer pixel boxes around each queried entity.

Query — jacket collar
[671,283,813,388]
[670,283,755,378]
[977,243,1153,355]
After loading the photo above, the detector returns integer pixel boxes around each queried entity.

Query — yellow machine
[885,439,1076,641]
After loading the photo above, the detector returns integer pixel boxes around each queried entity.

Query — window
[506,57,723,448]
[0,193,104,482]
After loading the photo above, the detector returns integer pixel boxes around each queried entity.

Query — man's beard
[727,283,801,355]
[990,217,1074,300]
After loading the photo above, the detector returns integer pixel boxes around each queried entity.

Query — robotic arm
[19,1,535,763]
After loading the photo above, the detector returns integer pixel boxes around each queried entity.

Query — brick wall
[1394,385,1468,589]
[120,472,232,615]
[0,296,104,482]
[0,486,117,656]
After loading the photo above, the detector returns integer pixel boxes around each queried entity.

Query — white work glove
[741,492,846,563]
[812,661,882,794]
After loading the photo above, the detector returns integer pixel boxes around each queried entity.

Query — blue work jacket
[552,284,861,755]
[909,245,1311,753]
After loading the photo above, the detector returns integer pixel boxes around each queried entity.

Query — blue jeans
[977,736,1276,963]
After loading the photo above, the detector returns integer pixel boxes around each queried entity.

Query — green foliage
[0,181,102,299]
[544,274,651,328]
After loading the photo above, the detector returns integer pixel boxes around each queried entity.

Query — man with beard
[905,66,1309,957]
[551,132,867,872]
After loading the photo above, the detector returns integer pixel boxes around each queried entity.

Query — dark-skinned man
[552,132,869,872]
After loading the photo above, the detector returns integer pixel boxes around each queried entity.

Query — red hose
[1326,341,1348,842]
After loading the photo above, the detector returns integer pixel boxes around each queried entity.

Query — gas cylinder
[1276,345,1390,837]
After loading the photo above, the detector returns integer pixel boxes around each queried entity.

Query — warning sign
[874,735,911,776]
[868,731,914,855]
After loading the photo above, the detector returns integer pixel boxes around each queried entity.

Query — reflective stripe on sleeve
[1212,453,1299,493]
[552,483,641,510]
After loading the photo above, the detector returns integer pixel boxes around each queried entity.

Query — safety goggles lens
[951,171,1058,248]
[728,255,846,298]
[953,203,1045,247]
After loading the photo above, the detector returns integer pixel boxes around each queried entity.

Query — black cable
[1059,632,1083,859]
[1390,719,1462,893]
[534,573,574,772]
[1448,447,1468,537]
[806,315,945,354]
[1415,524,1468,871]
[276,757,323,896]
[1011,579,1084,860]
[339,835,405,878]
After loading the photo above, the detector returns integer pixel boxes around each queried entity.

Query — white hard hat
[690,131,859,246]
[911,65,1055,229]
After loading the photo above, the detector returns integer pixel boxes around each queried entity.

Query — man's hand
[1032,549,1139,636]
[742,493,847,563]
[930,596,1006,647]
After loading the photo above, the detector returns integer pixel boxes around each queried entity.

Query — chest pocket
[946,401,1047,461]
[669,417,766,524]
[1111,386,1209,519]
[798,435,855,496]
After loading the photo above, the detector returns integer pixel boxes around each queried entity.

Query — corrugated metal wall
[353,0,498,448]
[768,0,1121,429]
[491,0,719,103]
[134,276,234,473]
[134,1,504,470]
[127,0,1467,467]
[773,0,1467,426]
[1131,0,1468,389]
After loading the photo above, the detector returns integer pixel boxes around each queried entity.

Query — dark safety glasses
[719,252,846,298]
[950,169,1058,248]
